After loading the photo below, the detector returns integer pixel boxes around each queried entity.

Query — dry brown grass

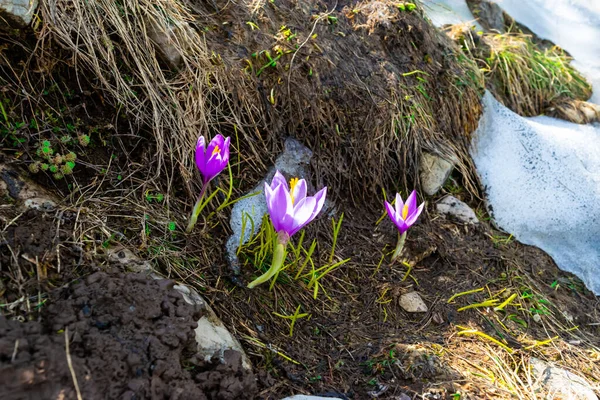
[38,0,484,203]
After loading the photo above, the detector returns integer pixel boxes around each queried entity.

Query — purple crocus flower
[248,171,327,288]
[195,134,230,185]
[186,134,231,233]
[264,171,327,241]
[385,190,424,234]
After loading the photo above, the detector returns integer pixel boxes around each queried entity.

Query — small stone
[419,152,455,196]
[531,358,598,400]
[23,197,56,211]
[399,292,428,313]
[436,195,479,224]
[532,314,542,324]
[0,0,38,27]
[107,246,153,272]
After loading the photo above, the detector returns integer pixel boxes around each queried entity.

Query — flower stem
[391,231,407,262]
[186,183,209,233]
[247,240,287,289]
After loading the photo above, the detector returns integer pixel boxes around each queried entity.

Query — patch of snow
[422,0,481,29]
[471,92,600,294]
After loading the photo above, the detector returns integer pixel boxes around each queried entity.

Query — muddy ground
[0,212,256,400]
[1,195,599,399]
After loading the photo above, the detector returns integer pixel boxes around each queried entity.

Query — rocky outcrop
[466,0,506,32]
[0,0,37,27]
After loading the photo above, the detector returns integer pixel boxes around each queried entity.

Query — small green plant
[272,305,310,336]
[78,134,91,146]
[239,209,350,298]
[397,2,417,11]
[30,140,79,180]
[145,191,165,203]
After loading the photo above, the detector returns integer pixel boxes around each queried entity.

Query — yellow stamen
[212,145,221,156]
[289,178,299,204]
[402,204,409,220]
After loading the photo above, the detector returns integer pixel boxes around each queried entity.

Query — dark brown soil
[211,197,600,399]
[0,271,257,400]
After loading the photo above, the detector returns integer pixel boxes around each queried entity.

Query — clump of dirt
[0,208,87,319]
[0,272,257,400]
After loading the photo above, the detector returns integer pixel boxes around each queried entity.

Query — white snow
[422,0,481,29]
[471,92,600,293]
[423,0,600,293]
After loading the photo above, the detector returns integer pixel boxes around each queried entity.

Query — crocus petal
[289,196,317,236]
[270,170,288,191]
[196,134,231,184]
[395,220,409,234]
[195,136,207,170]
[404,202,425,227]
[200,159,220,183]
[386,200,410,233]
[291,179,307,204]
[221,136,231,165]
[311,187,327,218]
[266,183,292,233]
[385,201,397,222]
[205,134,224,157]
[394,193,405,216]
[405,190,418,216]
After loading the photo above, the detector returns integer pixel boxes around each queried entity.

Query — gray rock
[399,292,428,313]
[107,246,153,272]
[0,163,58,210]
[0,0,37,27]
[146,18,185,69]
[531,357,598,400]
[226,137,314,274]
[436,195,479,224]
[23,197,56,211]
[419,152,454,196]
[467,0,505,32]
[173,283,252,372]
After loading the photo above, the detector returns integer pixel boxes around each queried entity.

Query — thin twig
[65,327,83,400]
